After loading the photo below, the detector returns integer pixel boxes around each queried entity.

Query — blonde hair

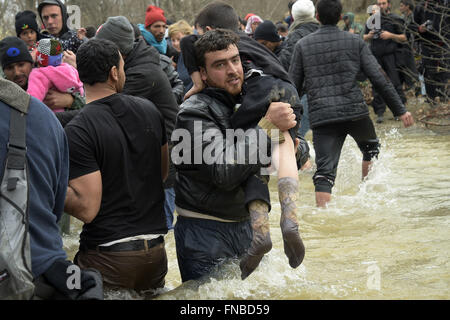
[168,20,193,39]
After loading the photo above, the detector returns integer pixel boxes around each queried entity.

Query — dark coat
[124,39,179,139]
[289,25,407,129]
[160,54,184,105]
[279,21,320,71]
[174,89,272,222]
[124,39,180,189]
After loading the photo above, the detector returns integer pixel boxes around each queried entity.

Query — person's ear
[110,65,119,83]
[316,12,321,23]
[199,66,208,82]
[205,26,213,32]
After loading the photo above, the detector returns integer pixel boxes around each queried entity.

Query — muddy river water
[63,117,450,300]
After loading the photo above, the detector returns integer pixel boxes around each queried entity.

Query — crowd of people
[1,0,447,300]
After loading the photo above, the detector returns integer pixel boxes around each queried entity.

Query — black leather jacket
[173,89,272,222]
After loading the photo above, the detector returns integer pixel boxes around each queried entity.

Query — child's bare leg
[240,200,272,280]
[278,132,305,269]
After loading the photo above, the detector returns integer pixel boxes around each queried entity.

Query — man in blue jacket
[0,78,102,299]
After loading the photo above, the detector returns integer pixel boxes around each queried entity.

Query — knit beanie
[95,16,135,56]
[0,37,34,69]
[145,5,166,28]
[292,0,315,20]
[245,13,256,21]
[254,20,281,43]
[15,10,39,37]
[36,38,63,67]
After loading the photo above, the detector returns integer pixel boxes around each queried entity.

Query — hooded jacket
[37,0,85,53]
[343,12,364,35]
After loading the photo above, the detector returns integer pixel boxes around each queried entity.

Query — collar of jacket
[289,17,319,32]
[319,25,341,31]
[201,87,240,110]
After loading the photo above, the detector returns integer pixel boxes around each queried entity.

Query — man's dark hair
[85,26,96,39]
[195,28,240,68]
[316,0,343,26]
[195,1,240,32]
[276,22,288,33]
[76,39,121,85]
[400,0,414,10]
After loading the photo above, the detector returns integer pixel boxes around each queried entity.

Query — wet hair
[76,39,121,85]
[195,1,240,32]
[316,0,342,26]
[194,28,240,68]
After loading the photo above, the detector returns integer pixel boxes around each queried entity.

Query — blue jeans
[164,188,176,230]
[299,95,310,138]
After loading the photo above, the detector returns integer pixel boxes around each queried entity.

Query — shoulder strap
[6,109,27,191]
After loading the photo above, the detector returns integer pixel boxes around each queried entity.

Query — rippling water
[63,120,450,300]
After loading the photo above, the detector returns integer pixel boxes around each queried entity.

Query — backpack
[0,100,35,300]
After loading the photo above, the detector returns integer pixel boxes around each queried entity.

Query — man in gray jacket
[289,0,414,208]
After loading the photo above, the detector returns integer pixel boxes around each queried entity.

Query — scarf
[289,16,319,33]
[138,23,167,55]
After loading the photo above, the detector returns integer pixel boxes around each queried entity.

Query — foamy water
[63,121,450,300]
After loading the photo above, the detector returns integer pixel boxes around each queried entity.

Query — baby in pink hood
[27,38,84,113]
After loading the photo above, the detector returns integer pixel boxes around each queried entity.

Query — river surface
[63,115,450,300]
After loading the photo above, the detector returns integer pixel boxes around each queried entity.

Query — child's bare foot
[240,201,272,280]
[279,177,305,268]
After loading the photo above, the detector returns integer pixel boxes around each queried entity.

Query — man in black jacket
[279,0,320,72]
[173,29,299,283]
[364,0,408,123]
[289,0,414,208]
[414,0,449,103]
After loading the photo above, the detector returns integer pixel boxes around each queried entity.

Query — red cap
[145,5,167,28]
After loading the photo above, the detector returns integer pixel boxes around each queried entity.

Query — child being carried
[27,39,84,113]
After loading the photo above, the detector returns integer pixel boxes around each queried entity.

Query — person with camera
[398,0,420,93]
[364,0,407,123]
[413,0,449,104]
